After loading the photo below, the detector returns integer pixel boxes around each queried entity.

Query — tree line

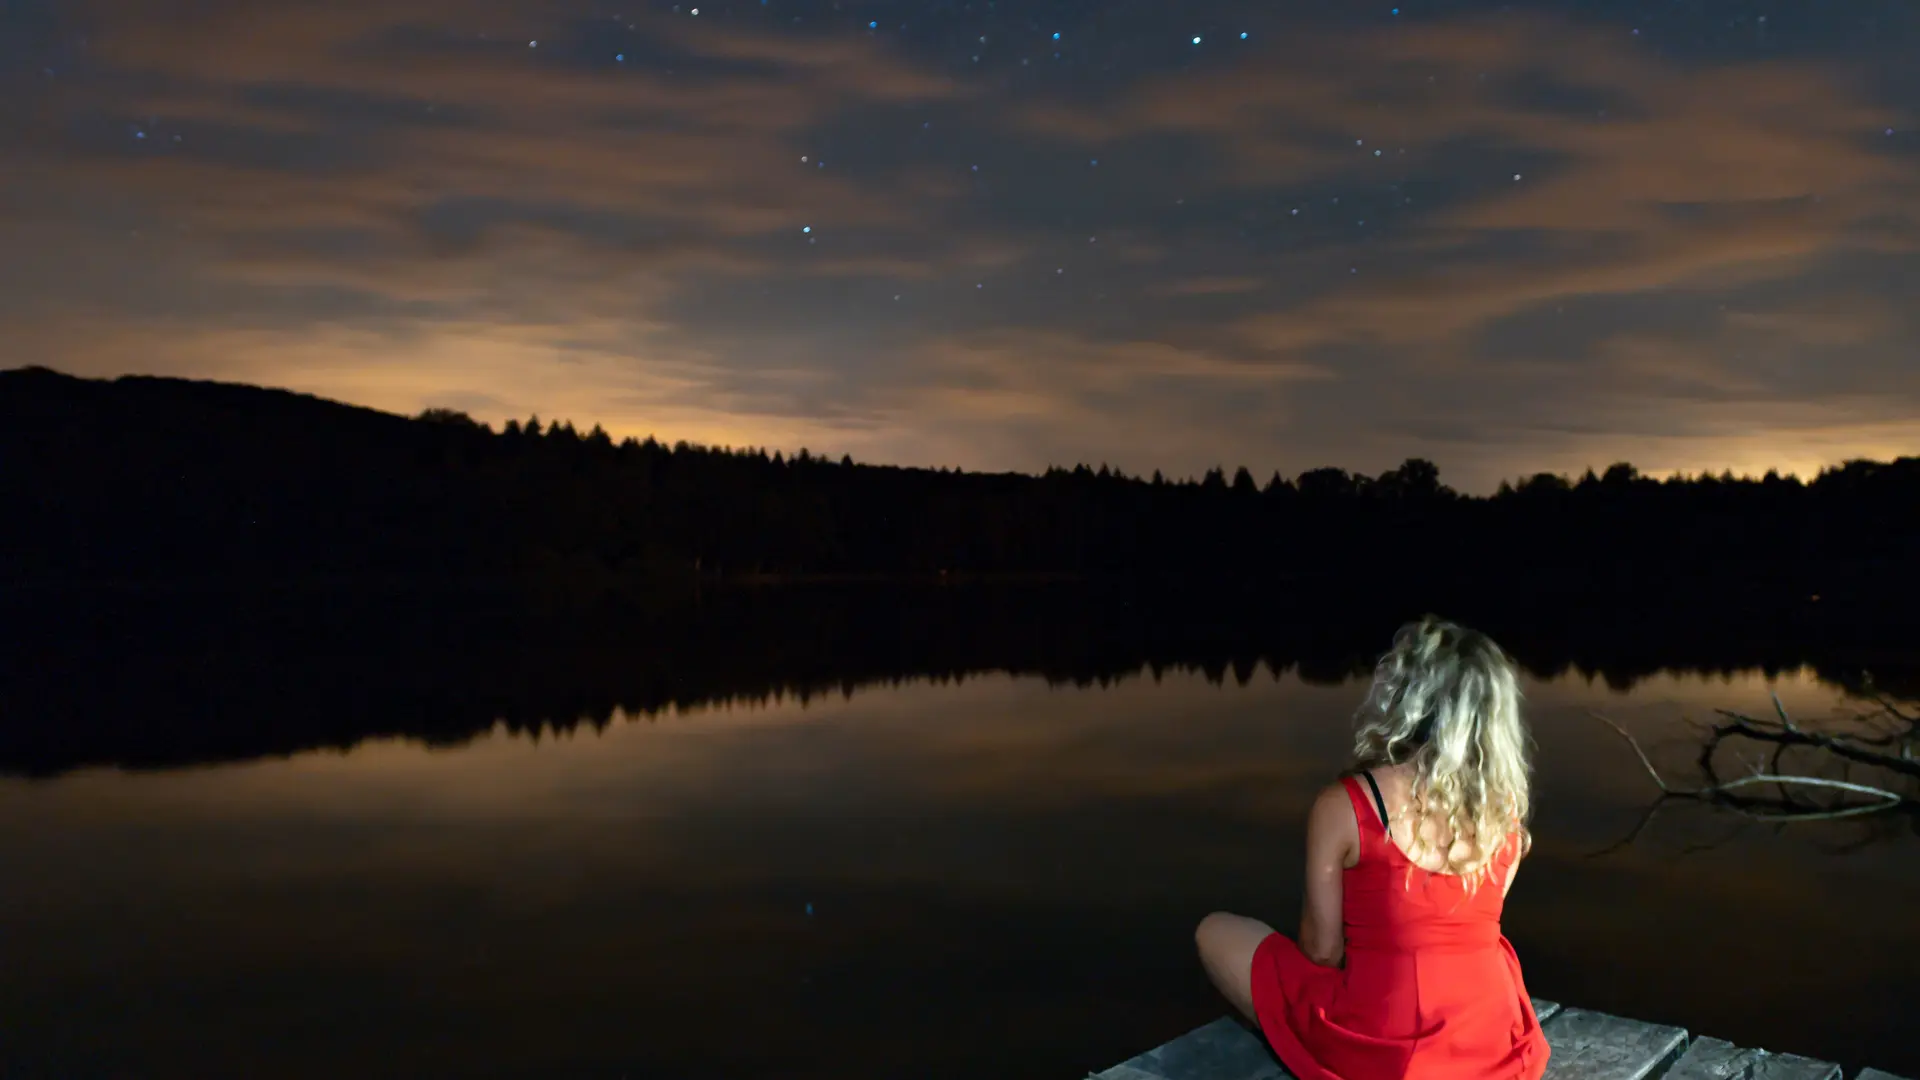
[3,365,1916,595]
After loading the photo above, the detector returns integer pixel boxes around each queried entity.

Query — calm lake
[1,595,1916,1078]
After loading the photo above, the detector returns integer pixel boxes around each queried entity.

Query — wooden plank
[1534,999,1563,1023]
[1754,1056,1844,1080]
[1667,1037,1839,1080]
[1093,1067,1171,1080]
[1540,1007,1688,1080]
[1856,1070,1915,1080]
[1088,1017,1291,1080]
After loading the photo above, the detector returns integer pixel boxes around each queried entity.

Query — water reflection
[1,664,1915,1079]
[6,584,1916,778]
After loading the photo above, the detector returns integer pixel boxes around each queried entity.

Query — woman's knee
[1190,907,1267,949]
[1195,911,1226,952]
[1195,911,1270,1022]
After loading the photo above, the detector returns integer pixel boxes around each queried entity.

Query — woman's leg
[1195,912,1278,1023]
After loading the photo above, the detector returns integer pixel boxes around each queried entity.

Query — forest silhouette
[6,365,1920,774]
[6,365,1918,599]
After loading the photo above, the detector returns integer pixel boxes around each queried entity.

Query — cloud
[1025,15,1915,354]
[3,3,1918,491]
[1151,276,1267,297]
[22,0,979,255]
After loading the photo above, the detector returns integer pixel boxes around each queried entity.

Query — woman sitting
[1195,614,1550,1080]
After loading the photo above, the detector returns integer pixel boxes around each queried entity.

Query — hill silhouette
[4,366,1918,602]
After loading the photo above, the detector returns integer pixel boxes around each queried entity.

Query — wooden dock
[1089,1000,1911,1080]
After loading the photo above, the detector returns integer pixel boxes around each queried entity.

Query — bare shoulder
[1306,779,1360,855]
[1309,779,1354,822]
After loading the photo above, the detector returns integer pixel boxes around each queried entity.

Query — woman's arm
[1298,782,1359,968]
[1500,828,1529,899]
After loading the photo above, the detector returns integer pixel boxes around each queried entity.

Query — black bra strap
[1360,770,1390,828]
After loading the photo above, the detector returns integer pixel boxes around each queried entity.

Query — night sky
[4,0,1916,492]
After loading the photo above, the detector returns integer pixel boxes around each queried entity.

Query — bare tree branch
[1586,710,1910,819]
[1708,711,1920,779]
[1586,691,1920,854]
[1587,711,1672,792]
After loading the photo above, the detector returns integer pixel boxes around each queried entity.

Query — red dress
[1248,776,1549,1080]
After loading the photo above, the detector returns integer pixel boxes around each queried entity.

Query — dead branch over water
[1587,683,1919,853]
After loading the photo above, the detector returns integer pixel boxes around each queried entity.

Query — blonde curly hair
[1352,614,1532,890]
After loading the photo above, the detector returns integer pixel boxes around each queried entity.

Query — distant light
[802,225,811,233]
[1513,173,1522,181]
[1052,31,1061,40]
[1192,35,1202,44]
[690,7,699,13]
[1239,31,1248,39]
[528,39,537,47]
[869,20,877,28]
[615,53,624,61]
[1391,7,1400,14]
